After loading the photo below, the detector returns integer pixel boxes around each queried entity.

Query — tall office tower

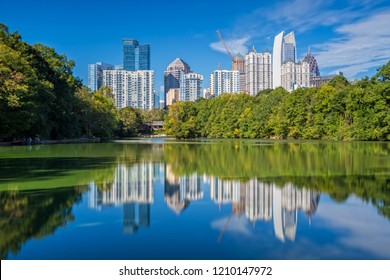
[273,31,284,89]
[210,70,240,97]
[153,92,160,109]
[103,69,154,110]
[88,62,113,92]
[273,31,297,88]
[180,72,203,101]
[122,38,150,71]
[281,60,310,92]
[303,47,320,77]
[164,58,190,106]
[245,47,272,95]
[232,54,246,92]
[282,32,297,63]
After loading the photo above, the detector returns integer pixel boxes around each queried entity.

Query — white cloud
[211,215,252,237]
[263,0,385,33]
[316,196,390,258]
[210,36,250,57]
[314,11,390,77]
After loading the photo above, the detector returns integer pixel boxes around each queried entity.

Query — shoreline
[0,137,101,146]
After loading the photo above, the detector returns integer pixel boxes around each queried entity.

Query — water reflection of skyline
[88,162,320,241]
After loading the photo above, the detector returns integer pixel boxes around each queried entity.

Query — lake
[1,139,390,259]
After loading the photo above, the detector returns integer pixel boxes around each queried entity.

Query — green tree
[141,108,166,123]
[374,61,390,82]
[328,75,350,88]
[117,107,143,137]
[88,87,118,138]
[165,101,198,139]
[0,23,82,140]
[0,44,40,139]
[74,87,93,136]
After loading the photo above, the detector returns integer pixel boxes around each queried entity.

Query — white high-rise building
[245,47,272,95]
[180,72,203,102]
[209,178,241,205]
[245,180,273,222]
[103,69,154,110]
[88,162,154,208]
[273,31,297,89]
[281,60,310,92]
[88,62,113,92]
[210,70,240,97]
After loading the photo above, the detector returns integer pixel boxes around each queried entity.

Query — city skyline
[2,0,389,98]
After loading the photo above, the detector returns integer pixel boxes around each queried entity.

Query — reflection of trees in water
[0,187,85,259]
[162,142,390,221]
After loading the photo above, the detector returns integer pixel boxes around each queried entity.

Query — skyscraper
[210,70,240,97]
[180,72,203,102]
[245,47,272,95]
[272,31,284,89]
[103,69,154,110]
[232,54,246,92]
[164,58,190,106]
[282,32,297,63]
[273,31,297,89]
[87,62,113,92]
[123,39,150,71]
[281,60,310,92]
[303,47,320,77]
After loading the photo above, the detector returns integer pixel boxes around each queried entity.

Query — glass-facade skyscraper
[123,39,150,71]
[282,32,297,64]
[88,62,113,92]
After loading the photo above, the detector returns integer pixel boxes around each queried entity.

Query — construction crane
[217,212,233,243]
[216,30,235,62]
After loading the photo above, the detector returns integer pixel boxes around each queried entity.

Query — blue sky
[1,0,390,96]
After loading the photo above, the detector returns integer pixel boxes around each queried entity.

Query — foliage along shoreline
[165,62,390,141]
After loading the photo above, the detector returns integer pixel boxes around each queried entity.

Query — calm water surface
[1,139,390,259]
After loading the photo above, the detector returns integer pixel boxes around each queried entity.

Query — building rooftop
[167,58,190,71]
